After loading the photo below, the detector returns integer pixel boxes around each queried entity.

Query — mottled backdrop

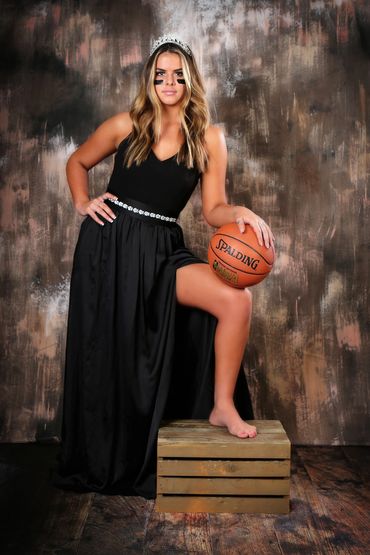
[1,0,369,444]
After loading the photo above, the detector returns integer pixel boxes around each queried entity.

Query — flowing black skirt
[50,202,254,499]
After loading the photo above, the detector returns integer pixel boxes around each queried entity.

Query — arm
[66,112,132,225]
[200,126,275,249]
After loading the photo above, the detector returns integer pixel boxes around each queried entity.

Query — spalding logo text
[215,238,260,270]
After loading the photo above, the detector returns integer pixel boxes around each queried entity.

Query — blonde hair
[123,44,210,173]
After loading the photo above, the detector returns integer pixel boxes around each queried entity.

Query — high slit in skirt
[50,201,254,499]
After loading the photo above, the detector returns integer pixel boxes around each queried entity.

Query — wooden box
[155,419,291,514]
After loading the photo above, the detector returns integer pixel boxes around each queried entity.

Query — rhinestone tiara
[149,35,192,58]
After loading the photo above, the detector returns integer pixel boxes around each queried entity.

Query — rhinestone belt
[108,198,177,223]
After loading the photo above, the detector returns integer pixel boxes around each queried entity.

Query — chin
[161,98,180,106]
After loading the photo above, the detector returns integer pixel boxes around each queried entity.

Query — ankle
[213,399,236,411]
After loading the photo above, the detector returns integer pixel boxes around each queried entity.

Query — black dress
[50,133,254,499]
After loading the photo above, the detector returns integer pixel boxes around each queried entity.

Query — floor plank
[208,512,282,555]
[342,446,370,482]
[145,510,212,553]
[77,494,154,554]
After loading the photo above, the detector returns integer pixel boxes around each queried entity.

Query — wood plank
[160,419,286,433]
[157,458,291,477]
[158,429,289,442]
[207,511,282,555]
[158,433,290,446]
[158,429,289,441]
[156,495,290,514]
[158,441,291,459]
[158,427,289,437]
[145,510,213,553]
[158,476,290,495]
[341,446,370,482]
[77,494,154,554]
[32,489,94,553]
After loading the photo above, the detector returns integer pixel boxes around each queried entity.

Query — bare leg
[176,263,257,439]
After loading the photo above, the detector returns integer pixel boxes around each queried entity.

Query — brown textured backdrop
[1,0,369,445]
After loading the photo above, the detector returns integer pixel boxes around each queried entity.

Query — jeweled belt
[106,196,178,223]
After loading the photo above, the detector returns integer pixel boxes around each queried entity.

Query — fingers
[236,216,264,246]
[236,217,245,233]
[251,222,264,247]
[264,221,276,248]
[256,219,276,249]
[258,220,271,249]
[87,193,118,226]
[236,216,275,249]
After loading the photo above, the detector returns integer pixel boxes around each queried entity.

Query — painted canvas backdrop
[0,0,369,444]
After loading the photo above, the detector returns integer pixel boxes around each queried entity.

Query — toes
[231,424,257,438]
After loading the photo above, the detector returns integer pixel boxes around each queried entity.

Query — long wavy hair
[123,43,210,173]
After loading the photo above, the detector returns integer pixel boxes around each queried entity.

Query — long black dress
[50,133,254,499]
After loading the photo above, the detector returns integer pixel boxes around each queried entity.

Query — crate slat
[158,441,290,459]
[157,476,290,495]
[156,494,290,514]
[157,458,291,477]
[160,419,285,433]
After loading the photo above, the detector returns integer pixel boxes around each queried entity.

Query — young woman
[51,35,275,499]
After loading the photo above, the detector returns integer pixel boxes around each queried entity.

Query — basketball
[208,222,275,288]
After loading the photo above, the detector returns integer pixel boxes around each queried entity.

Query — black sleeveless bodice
[106,133,201,218]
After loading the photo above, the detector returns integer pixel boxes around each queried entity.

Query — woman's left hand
[234,206,275,249]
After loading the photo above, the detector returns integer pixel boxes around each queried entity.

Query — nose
[166,73,174,85]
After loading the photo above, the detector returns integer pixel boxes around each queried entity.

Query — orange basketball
[208,222,275,288]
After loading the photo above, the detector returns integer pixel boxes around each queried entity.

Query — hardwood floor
[0,444,369,554]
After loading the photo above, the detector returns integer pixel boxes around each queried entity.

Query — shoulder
[204,125,227,155]
[94,112,133,149]
[103,112,133,148]
[205,125,225,142]
[204,125,227,160]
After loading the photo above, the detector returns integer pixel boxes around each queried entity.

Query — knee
[218,286,252,320]
[239,287,253,316]
[243,287,253,309]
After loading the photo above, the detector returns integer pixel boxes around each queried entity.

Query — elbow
[66,154,76,180]
[202,208,214,227]
[66,151,77,170]
[66,151,87,173]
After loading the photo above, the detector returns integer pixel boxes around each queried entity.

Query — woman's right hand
[76,192,119,226]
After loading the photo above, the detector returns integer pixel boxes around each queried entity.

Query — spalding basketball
[208,222,275,288]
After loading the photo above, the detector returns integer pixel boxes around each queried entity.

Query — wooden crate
[155,419,291,514]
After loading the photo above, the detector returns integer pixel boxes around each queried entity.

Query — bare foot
[209,404,257,438]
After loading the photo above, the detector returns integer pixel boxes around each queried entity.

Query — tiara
[149,35,192,58]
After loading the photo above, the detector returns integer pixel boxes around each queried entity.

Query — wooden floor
[0,444,369,554]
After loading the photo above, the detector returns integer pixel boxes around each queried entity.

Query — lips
[163,90,177,94]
